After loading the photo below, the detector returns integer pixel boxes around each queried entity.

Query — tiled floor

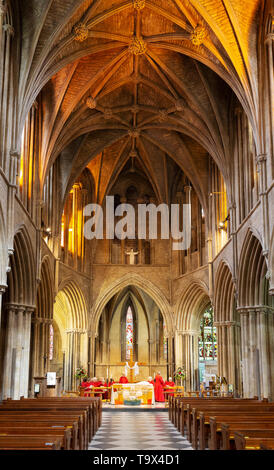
[88,411,193,450]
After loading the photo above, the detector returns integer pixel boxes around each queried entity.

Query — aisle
[89,411,193,450]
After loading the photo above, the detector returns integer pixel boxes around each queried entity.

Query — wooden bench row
[169,396,274,450]
[0,396,102,450]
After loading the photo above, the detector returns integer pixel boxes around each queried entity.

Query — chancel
[0,0,273,452]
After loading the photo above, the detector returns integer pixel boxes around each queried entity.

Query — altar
[111,382,155,405]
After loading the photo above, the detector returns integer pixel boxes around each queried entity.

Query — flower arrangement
[75,367,87,381]
[174,367,186,383]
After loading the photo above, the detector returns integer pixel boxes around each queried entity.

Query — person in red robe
[119,374,129,384]
[154,372,165,402]
[164,377,175,397]
[147,376,154,385]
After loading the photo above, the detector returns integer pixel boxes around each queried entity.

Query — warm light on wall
[61,211,65,248]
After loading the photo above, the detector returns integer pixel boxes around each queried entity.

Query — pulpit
[34,376,62,397]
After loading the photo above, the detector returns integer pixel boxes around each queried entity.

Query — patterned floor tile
[89,410,193,450]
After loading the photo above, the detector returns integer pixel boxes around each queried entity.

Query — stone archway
[238,229,274,399]
[90,274,173,379]
[174,279,211,391]
[53,280,88,391]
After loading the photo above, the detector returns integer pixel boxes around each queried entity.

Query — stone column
[184,186,192,271]
[256,154,269,255]
[2,306,16,398]
[0,285,6,326]
[30,317,41,379]
[265,33,274,176]
[21,308,33,397]
[257,307,272,399]
[226,321,236,388]
[239,310,249,397]
[13,307,24,399]
[249,309,257,397]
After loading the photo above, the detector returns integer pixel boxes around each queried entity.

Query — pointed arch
[91,273,172,335]
[238,229,268,307]
[175,279,210,332]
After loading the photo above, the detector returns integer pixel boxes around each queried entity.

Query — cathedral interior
[0,0,273,402]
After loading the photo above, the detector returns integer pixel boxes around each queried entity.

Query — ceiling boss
[133,0,146,10]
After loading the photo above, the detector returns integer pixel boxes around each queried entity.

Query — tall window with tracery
[126,306,134,360]
[199,306,217,361]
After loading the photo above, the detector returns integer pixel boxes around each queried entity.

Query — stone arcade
[0,0,273,409]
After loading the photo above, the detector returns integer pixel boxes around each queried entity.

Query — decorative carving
[73,22,89,42]
[86,96,97,109]
[129,36,147,55]
[131,74,142,84]
[3,24,14,37]
[175,99,185,112]
[157,109,168,122]
[133,0,146,10]
[191,25,207,46]
[131,105,140,113]
[0,4,7,16]
[103,108,113,120]
[128,128,140,138]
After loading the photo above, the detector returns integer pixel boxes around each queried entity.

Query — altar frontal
[111,382,155,405]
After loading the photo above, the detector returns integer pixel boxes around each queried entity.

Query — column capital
[0,4,7,16]
[3,23,14,36]
[265,33,274,45]
[256,154,267,164]
[10,150,20,159]
[0,284,7,294]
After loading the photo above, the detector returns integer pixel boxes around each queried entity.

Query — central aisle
[89,410,193,450]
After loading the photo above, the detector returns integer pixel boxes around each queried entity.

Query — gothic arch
[175,279,210,332]
[91,273,172,335]
[56,279,88,331]
[214,261,236,323]
[36,256,54,320]
[238,229,268,307]
[6,225,36,307]
[0,202,8,287]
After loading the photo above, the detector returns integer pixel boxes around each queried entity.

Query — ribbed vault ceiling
[17,0,261,208]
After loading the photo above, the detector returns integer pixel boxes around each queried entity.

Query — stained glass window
[126,306,133,360]
[199,306,217,361]
[49,324,54,361]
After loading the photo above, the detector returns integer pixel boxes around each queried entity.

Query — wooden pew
[0,410,85,449]
[220,417,274,450]
[0,435,62,450]
[0,402,90,448]
[196,407,274,450]
[0,396,102,448]
[234,431,274,450]
[0,425,71,449]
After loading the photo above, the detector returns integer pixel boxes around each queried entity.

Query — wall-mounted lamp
[218,215,230,231]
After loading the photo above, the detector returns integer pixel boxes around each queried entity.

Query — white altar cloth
[111,382,155,405]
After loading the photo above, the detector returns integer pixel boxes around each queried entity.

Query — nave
[89,409,193,451]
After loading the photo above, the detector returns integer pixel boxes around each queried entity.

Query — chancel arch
[93,284,170,382]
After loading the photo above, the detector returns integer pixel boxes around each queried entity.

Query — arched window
[121,302,138,362]
[199,306,217,362]
[126,306,133,360]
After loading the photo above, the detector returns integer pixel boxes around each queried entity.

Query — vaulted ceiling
[17,0,262,210]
